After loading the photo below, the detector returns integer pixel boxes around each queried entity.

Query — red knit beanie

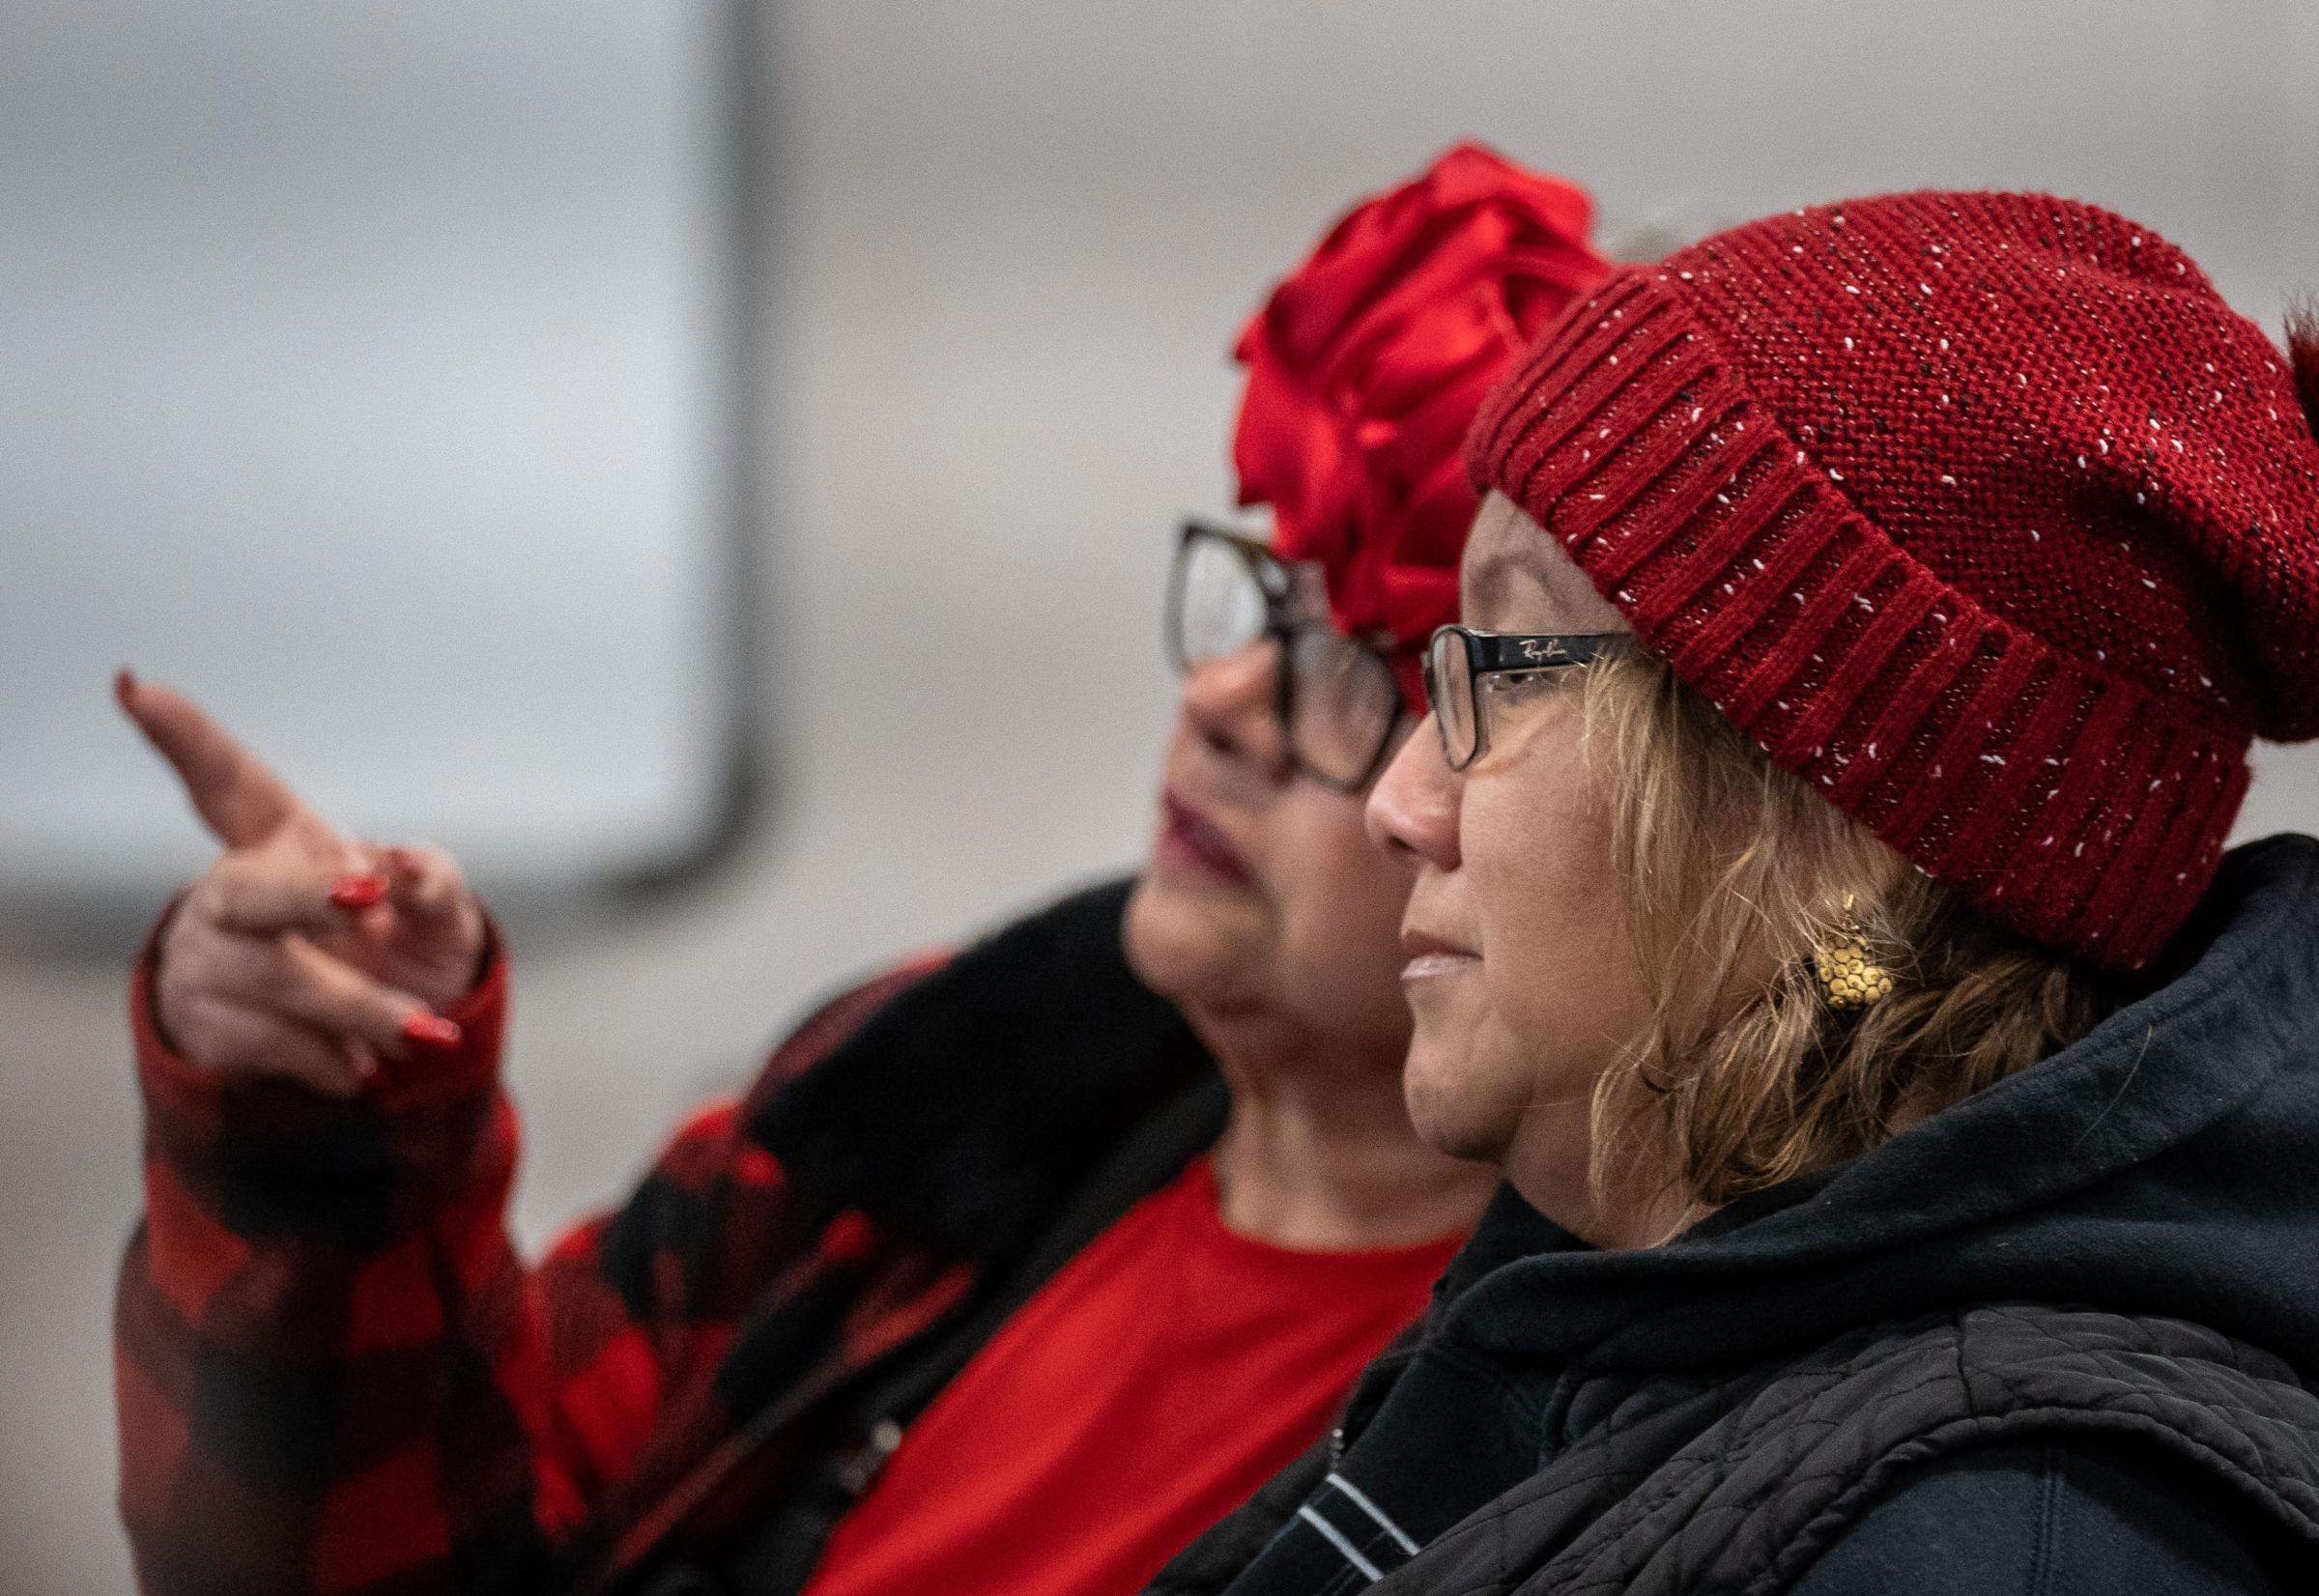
[1468,190,2319,970]
[1234,141,1608,706]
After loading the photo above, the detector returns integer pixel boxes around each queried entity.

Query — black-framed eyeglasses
[1422,623,1636,771]
[1165,522,1408,792]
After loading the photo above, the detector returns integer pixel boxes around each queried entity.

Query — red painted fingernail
[400,1012,463,1050]
[329,873,388,911]
[114,668,137,708]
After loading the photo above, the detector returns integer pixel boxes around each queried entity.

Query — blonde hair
[1579,647,2120,1216]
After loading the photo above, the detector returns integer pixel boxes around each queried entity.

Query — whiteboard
[0,1,748,927]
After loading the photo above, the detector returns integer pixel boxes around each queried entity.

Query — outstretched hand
[116,671,487,1097]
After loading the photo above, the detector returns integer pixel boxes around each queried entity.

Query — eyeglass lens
[1171,528,1403,788]
[1428,629,1479,768]
[1286,626,1401,786]
[1171,533,1269,666]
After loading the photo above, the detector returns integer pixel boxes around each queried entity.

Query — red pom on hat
[1469,190,2319,969]
[1233,142,1609,705]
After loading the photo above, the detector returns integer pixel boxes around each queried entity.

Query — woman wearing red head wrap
[108,146,1606,1596]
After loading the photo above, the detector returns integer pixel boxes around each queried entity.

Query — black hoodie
[1157,835,2319,1595]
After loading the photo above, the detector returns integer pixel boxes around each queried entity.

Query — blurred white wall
[0,2,730,909]
[6,3,2319,1587]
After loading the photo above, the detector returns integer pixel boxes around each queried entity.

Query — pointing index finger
[116,671,311,850]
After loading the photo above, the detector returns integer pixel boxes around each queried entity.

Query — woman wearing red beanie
[107,148,1606,1596]
[1156,194,2319,1593]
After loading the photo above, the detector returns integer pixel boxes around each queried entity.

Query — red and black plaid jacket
[116,879,1220,1596]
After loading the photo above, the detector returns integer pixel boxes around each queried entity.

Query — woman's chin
[1123,871,1266,1005]
[1401,1037,1518,1165]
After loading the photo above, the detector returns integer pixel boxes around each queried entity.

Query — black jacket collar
[746,877,1215,1263]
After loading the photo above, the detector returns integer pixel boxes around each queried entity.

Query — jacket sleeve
[1786,1438,2292,1596]
[113,918,939,1596]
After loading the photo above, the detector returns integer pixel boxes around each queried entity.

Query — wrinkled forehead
[1458,491,1631,634]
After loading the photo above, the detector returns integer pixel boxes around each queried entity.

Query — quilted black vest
[1158,1303,2319,1594]
[1395,1305,2319,1593]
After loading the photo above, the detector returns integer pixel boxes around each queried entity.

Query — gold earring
[1815,894,1894,1011]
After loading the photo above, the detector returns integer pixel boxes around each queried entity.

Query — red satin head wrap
[1232,142,1609,706]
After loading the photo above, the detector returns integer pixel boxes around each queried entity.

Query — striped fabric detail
[1285,1472,1427,1587]
[1293,1507,1382,1582]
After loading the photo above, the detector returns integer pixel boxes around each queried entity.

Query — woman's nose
[1366,713,1460,869]
[1179,640,1292,780]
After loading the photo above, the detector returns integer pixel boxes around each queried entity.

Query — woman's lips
[1157,790,1254,885]
[1400,929,1478,982]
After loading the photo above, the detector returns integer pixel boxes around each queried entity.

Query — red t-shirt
[798,1155,1462,1596]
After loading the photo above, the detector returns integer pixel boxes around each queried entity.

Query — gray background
[1,2,731,910]
[6,2,2318,1587]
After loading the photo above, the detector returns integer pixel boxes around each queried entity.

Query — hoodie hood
[1442,833,2319,1377]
